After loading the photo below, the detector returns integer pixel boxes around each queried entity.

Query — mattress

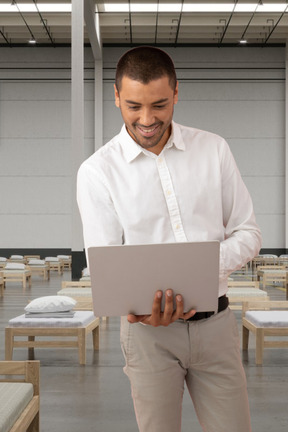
[8,311,96,328]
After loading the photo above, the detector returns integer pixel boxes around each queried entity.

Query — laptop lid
[88,241,220,317]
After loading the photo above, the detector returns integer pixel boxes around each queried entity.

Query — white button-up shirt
[77,121,261,296]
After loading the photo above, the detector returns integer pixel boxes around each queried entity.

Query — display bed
[5,311,100,365]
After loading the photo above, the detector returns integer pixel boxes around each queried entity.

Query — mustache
[132,122,162,128]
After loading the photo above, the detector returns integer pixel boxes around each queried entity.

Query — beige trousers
[120,308,251,432]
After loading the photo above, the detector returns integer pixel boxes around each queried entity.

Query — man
[77,46,261,432]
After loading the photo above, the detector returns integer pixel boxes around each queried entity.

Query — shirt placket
[156,154,188,242]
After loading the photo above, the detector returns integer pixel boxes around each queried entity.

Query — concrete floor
[0,269,288,432]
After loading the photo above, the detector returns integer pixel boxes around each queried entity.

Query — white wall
[0,46,285,249]
[0,47,94,248]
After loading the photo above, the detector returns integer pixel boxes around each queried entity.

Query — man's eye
[154,105,165,109]
[128,106,140,110]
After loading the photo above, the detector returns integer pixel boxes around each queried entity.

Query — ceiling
[0,0,287,47]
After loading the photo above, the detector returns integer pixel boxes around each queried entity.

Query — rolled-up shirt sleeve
[219,139,262,280]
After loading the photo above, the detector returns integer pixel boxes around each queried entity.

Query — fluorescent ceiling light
[131,4,158,12]
[104,3,288,13]
[38,4,72,13]
[0,3,71,13]
[235,4,259,13]
[158,4,182,12]
[183,4,234,13]
[1,3,287,14]
[104,4,235,13]
[104,4,159,12]
[103,4,129,12]
[259,4,287,12]
[11,4,37,12]
[0,5,15,11]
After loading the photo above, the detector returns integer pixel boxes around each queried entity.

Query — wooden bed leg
[27,412,39,432]
[92,326,100,350]
[78,328,86,365]
[28,336,35,359]
[5,328,13,360]
[255,328,264,365]
[242,325,249,351]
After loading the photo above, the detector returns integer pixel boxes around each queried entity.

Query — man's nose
[139,108,155,126]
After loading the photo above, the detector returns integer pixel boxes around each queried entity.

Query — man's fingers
[151,290,163,315]
[127,314,143,323]
[162,289,174,325]
[173,295,196,321]
[182,308,197,320]
[127,290,195,327]
[174,294,184,317]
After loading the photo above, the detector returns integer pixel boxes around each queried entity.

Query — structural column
[71,0,103,278]
[94,59,103,151]
[84,0,103,152]
[286,41,288,250]
[71,0,85,279]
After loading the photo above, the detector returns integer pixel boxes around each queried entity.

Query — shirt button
[166,190,172,196]
[175,224,180,230]
[158,157,163,163]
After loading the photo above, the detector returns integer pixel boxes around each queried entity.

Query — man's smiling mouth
[136,124,160,137]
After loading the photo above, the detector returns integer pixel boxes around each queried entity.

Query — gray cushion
[245,311,288,327]
[9,311,96,328]
[0,382,33,432]
[227,288,268,298]
[57,288,92,297]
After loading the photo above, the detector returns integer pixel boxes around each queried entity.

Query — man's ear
[114,84,120,108]
[173,81,179,105]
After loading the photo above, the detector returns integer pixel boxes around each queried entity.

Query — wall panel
[0,47,94,248]
[0,215,71,248]
[0,46,285,250]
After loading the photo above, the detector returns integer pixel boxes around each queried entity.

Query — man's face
[114,75,178,155]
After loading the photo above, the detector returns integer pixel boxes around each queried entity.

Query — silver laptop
[88,241,220,317]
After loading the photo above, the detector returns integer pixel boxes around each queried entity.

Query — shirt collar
[119,121,186,163]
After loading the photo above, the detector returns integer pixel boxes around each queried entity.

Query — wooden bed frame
[256,266,288,298]
[0,271,4,297]
[45,260,63,275]
[227,280,269,310]
[0,360,40,432]
[58,256,72,270]
[61,280,91,289]
[60,281,93,310]
[3,270,32,291]
[242,300,288,365]
[27,264,50,281]
[5,314,100,365]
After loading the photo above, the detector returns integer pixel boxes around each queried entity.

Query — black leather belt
[186,295,229,321]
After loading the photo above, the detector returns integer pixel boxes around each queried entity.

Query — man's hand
[127,289,196,326]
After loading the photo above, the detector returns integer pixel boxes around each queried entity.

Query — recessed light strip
[103,3,288,13]
[0,3,72,13]
[0,3,287,14]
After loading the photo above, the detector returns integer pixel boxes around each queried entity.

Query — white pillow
[28,259,45,265]
[45,257,59,262]
[25,296,76,313]
[5,262,25,270]
[57,255,70,259]
[0,257,7,262]
[10,255,24,259]
[82,267,90,277]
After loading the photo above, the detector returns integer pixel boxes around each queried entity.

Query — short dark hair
[115,46,177,91]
